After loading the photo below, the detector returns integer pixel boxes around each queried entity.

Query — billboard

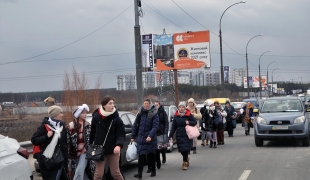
[153,34,174,70]
[142,34,154,72]
[244,76,267,88]
[155,30,210,71]
[224,66,229,83]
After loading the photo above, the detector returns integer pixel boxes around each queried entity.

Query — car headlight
[294,116,305,124]
[257,117,266,125]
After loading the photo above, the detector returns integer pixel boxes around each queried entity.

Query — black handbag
[42,145,64,170]
[86,120,114,161]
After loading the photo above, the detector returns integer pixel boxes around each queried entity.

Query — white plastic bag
[126,142,138,161]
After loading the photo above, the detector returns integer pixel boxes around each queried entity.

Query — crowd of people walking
[31,96,254,180]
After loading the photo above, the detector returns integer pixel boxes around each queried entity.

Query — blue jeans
[74,153,89,180]
[56,165,63,180]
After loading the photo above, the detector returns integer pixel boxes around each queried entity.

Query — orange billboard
[155,30,210,71]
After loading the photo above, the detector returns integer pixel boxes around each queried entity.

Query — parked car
[163,105,177,152]
[254,97,310,147]
[0,134,33,180]
[304,95,310,111]
[35,111,136,173]
[231,102,246,123]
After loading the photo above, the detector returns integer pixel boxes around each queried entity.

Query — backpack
[33,124,50,159]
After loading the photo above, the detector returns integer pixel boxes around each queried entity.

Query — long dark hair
[101,96,114,110]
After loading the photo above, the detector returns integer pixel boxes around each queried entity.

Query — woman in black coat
[169,102,196,170]
[224,101,237,137]
[31,106,68,180]
[89,96,125,180]
[131,99,159,179]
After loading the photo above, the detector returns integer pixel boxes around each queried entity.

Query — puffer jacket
[132,105,159,155]
[187,105,202,129]
[168,109,196,152]
[156,105,169,136]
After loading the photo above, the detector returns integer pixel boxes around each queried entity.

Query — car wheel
[255,136,263,147]
[302,136,310,147]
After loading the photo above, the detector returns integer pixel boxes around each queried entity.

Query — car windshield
[261,99,302,113]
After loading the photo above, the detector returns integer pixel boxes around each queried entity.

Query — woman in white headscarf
[67,104,93,180]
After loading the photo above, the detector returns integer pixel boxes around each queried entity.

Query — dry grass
[0,114,46,142]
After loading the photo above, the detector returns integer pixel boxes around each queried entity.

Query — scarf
[98,105,116,117]
[43,118,63,158]
[178,110,186,117]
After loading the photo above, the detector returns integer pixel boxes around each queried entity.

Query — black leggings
[181,151,189,162]
[138,153,155,173]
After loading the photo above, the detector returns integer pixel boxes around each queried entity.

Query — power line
[143,1,187,31]
[140,19,146,34]
[1,3,134,66]
[0,52,135,65]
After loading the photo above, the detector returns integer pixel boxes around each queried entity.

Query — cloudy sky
[0,0,309,93]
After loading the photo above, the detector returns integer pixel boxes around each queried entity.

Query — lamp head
[241,1,246,3]
[260,34,263,36]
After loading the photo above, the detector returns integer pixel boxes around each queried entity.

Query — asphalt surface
[28,123,310,180]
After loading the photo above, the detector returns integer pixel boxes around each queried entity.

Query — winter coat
[31,117,68,180]
[242,105,254,123]
[168,109,197,152]
[224,105,236,122]
[131,105,159,155]
[89,109,125,154]
[203,108,218,132]
[67,120,94,180]
[187,105,202,129]
[215,106,227,131]
[156,105,169,136]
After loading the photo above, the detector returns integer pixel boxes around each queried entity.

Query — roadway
[28,124,310,180]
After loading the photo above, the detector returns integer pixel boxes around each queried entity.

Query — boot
[150,170,156,177]
[245,130,248,135]
[206,140,209,145]
[182,162,188,170]
[156,161,161,169]
[187,157,190,167]
[201,140,205,146]
[248,129,250,135]
[209,141,213,148]
[193,147,196,154]
[213,142,217,148]
[134,172,142,179]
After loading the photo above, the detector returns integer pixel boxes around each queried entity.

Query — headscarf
[73,104,90,118]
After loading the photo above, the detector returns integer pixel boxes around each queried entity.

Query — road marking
[238,170,251,180]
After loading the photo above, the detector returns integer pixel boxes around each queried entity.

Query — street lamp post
[272,67,280,96]
[276,74,283,82]
[246,34,263,98]
[267,61,276,97]
[219,1,246,85]
[258,50,271,99]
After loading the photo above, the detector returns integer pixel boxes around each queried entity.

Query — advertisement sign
[142,34,154,72]
[244,76,267,88]
[224,66,229,83]
[153,34,174,70]
[155,30,210,71]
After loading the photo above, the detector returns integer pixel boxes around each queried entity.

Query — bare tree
[62,66,101,123]
[16,107,28,120]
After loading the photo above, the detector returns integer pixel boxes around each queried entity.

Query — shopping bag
[126,142,138,161]
[185,125,200,139]
[157,134,169,149]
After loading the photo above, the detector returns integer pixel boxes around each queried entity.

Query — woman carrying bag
[242,101,254,136]
[31,105,68,180]
[224,101,236,137]
[168,102,197,170]
[89,96,125,180]
[131,99,159,179]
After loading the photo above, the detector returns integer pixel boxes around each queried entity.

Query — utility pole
[134,0,143,109]
[174,70,179,107]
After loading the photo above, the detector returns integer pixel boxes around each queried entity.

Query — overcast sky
[0,0,309,93]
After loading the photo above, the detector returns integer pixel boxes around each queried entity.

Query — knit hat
[178,101,186,108]
[73,104,89,118]
[214,100,219,104]
[205,100,214,106]
[48,105,63,118]
[187,98,195,105]
[225,100,230,105]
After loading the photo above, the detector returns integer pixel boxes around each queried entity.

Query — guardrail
[19,141,33,153]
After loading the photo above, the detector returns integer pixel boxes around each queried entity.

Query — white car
[0,134,33,180]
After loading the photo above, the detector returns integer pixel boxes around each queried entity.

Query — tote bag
[185,125,200,139]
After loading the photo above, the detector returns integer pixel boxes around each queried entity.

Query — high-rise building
[116,74,136,90]
[229,68,246,86]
